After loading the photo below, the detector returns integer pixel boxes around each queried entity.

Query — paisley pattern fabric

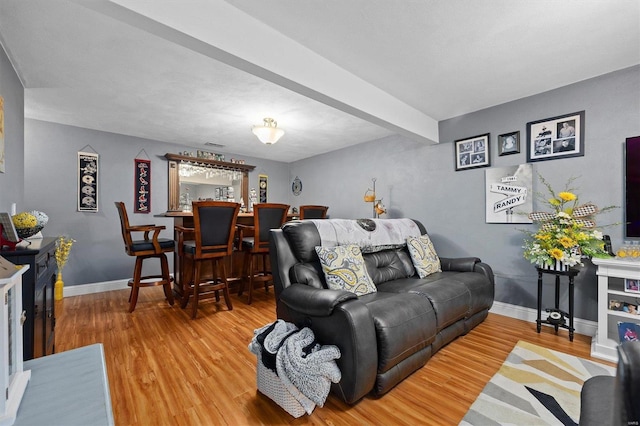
[315,244,377,296]
[406,234,441,278]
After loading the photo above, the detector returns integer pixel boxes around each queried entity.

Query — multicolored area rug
[460,340,615,425]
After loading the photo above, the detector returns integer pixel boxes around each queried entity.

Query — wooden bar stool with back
[299,205,329,219]
[237,203,290,304]
[114,201,175,312]
[175,201,241,319]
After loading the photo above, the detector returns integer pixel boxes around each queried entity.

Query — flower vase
[539,260,569,272]
[54,272,64,300]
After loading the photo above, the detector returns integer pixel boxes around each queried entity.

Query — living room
[1,1,639,425]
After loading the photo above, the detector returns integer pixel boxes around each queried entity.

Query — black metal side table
[536,267,580,341]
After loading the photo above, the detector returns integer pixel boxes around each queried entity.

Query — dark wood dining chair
[114,202,175,312]
[299,205,329,219]
[175,201,240,319]
[237,203,290,304]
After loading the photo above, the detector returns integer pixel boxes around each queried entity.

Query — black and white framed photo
[526,111,585,162]
[625,278,640,294]
[498,131,520,156]
[455,133,490,171]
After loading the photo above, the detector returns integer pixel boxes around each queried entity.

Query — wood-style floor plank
[55,287,612,425]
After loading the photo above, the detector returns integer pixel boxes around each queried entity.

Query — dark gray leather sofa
[269,219,495,404]
[580,340,640,426]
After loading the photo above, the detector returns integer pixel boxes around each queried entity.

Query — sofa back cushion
[364,249,415,285]
[281,219,425,289]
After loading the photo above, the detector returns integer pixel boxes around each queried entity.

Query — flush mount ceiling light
[252,117,284,145]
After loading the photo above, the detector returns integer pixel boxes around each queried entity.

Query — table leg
[569,275,575,341]
[554,275,560,332]
[537,270,543,333]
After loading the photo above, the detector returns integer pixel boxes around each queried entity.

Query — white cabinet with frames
[591,257,640,362]
[0,261,30,426]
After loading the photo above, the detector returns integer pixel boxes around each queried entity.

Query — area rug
[460,340,615,426]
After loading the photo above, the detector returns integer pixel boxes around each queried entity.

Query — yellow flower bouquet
[55,236,75,271]
[12,210,48,239]
[522,175,616,268]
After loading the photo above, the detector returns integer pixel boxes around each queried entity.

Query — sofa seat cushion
[361,292,437,374]
[407,278,471,330]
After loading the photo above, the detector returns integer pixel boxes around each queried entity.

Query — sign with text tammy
[485,164,533,224]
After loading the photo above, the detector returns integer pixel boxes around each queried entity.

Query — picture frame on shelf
[498,131,520,156]
[624,278,640,294]
[526,111,585,162]
[454,133,490,171]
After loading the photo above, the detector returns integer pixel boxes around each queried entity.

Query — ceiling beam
[74,0,439,144]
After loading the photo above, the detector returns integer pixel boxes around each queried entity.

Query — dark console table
[1,238,57,360]
[536,267,580,341]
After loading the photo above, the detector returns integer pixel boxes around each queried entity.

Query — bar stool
[237,203,289,304]
[299,205,329,219]
[176,201,240,319]
[114,202,175,312]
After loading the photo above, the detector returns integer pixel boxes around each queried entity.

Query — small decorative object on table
[54,236,75,300]
[522,174,617,269]
[11,210,48,239]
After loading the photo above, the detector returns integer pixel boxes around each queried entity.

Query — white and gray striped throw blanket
[249,320,341,413]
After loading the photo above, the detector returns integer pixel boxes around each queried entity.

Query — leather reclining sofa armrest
[279,284,358,317]
[440,257,495,286]
[439,257,481,272]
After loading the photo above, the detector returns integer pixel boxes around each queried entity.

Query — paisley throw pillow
[406,234,441,278]
[315,244,377,296]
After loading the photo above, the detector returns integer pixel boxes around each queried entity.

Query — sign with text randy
[485,164,533,224]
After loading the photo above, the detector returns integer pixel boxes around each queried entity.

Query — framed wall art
[526,111,585,162]
[454,133,490,171]
[0,96,4,173]
[259,174,268,202]
[498,131,520,156]
[78,151,99,212]
[134,158,150,213]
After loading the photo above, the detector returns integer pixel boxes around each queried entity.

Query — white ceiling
[0,0,638,162]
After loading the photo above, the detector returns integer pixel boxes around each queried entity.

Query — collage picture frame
[526,111,585,162]
[454,133,490,171]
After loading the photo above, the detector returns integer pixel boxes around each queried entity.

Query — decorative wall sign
[0,96,4,173]
[455,133,490,171]
[78,151,99,212]
[259,174,268,203]
[485,164,533,224]
[291,176,302,196]
[526,111,585,162]
[134,158,151,213]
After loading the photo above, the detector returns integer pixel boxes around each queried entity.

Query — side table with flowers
[54,236,75,300]
[523,175,617,341]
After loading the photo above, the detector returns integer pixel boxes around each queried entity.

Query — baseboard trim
[62,283,597,336]
[489,300,597,337]
[63,279,130,297]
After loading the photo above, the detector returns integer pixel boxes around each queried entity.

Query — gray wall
[0,43,25,211]
[289,66,640,321]
[23,119,290,287]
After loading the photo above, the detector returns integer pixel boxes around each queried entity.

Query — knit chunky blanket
[249,320,341,413]
[310,218,421,252]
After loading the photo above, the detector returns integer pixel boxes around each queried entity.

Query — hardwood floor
[55,287,612,425]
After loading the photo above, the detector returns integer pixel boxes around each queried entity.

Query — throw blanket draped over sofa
[270,218,495,404]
